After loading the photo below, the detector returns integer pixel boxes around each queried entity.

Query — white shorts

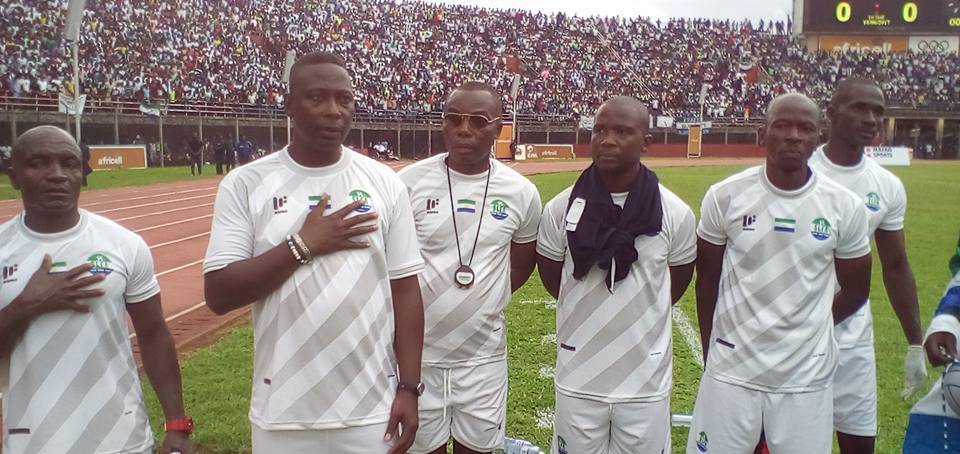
[687,373,832,454]
[833,345,877,436]
[252,423,392,454]
[552,392,670,454]
[409,360,507,453]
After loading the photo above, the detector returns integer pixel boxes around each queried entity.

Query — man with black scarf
[537,96,697,453]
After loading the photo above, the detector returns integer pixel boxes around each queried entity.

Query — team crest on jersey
[697,431,709,452]
[811,217,832,241]
[556,436,568,454]
[350,189,373,212]
[88,253,114,275]
[865,192,881,212]
[490,199,509,220]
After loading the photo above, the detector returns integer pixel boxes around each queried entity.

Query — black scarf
[566,164,663,292]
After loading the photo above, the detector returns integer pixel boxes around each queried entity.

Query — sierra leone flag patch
[774,217,796,233]
[456,199,477,213]
[308,195,332,210]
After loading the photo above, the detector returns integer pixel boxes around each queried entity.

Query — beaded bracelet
[291,233,313,264]
[286,235,309,265]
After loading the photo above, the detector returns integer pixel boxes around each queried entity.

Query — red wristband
[164,417,195,434]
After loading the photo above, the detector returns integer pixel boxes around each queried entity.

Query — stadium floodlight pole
[510,74,521,149]
[283,50,296,146]
[64,0,87,143]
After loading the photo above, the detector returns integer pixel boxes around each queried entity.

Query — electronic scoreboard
[804,0,960,33]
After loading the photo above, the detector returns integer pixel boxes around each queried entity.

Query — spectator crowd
[3,0,960,120]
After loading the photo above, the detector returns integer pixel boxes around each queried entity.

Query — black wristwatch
[397,381,425,397]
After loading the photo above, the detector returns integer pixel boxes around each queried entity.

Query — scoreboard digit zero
[804,0,960,33]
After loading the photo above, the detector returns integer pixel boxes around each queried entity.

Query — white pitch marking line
[156,259,204,277]
[673,307,705,369]
[134,214,213,233]
[94,193,215,214]
[115,203,215,222]
[82,186,218,208]
[149,232,210,250]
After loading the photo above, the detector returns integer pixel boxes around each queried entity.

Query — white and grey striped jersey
[538,184,697,402]
[398,154,541,367]
[809,146,907,349]
[204,146,424,430]
[698,166,871,393]
[0,210,159,454]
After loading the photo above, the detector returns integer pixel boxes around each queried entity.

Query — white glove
[901,344,928,399]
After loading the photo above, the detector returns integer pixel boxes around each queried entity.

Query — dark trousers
[190,159,202,176]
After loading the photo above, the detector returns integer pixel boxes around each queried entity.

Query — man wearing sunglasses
[399,81,541,454]
[537,96,697,453]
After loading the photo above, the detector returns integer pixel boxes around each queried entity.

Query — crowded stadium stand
[1,0,959,159]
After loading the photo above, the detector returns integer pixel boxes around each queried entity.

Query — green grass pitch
[143,162,960,453]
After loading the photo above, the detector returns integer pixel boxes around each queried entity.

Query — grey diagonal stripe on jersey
[436,308,499,363]
[118,402,150,453]
[731,228,799,276]
[711,249,828,374]
[745,320,833,388]
[557,277,613,340]
[253,258,351,367]
[63,367,140,454]
[20,315,128,454]
[346,354,394,420]
[6,314,95,426]
[423,213,481,265]
[557,281,654,379]
[283,301,391,421]
[268,259,382,393]
[275,276,390,419]
[581,308,670,394]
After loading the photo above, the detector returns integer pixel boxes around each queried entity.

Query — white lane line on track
[134,214,213,233]
[149,232,210,250]
[93,193,215,214]
[130,301,210,340]
[79,186,218,208]
[156,259,204,277]
[115,203,215,222]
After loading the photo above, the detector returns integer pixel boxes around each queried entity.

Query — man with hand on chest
[399,81,541,454]
[203,52,425,454]
[0,125,192,454]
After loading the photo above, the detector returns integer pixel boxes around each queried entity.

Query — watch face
[416,382,425,395]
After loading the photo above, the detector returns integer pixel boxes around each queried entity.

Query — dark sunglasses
[442,112,501,129]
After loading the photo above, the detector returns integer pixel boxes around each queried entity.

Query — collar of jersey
[278,145,351,177]
[441,154,497,182]
[760,164,817,199]
[18,209,89,242]
[814,144,867,174]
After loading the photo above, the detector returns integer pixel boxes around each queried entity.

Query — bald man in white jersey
[0,126,193,454]
[688,93,872,454]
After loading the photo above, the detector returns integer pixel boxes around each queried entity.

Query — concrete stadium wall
[573,144,766,158]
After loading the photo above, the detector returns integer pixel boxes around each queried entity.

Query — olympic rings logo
[917,40,950,52]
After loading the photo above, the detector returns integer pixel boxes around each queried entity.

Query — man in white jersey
[400,82,541,454]
[688,93,872,454]
[808,77,924,454]
[537,96,697,454]
[903,234,959,453]
[0,126,192,454]
[203,52,425,454]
